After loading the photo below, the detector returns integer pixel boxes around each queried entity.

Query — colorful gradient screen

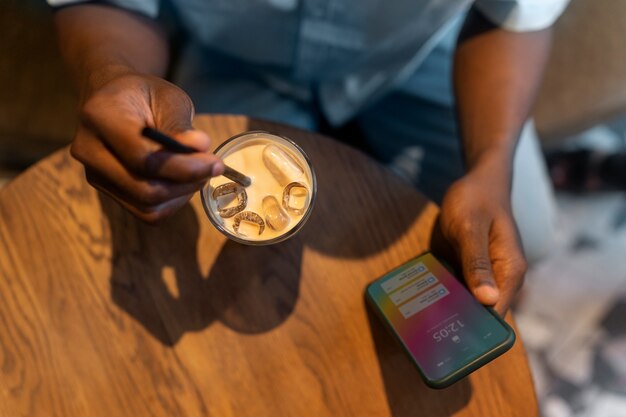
[367,252,510,381]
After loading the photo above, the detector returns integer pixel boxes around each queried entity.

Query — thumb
[151,84,213,153]
[173,129,212,153]
[151,80,197,136]
[457,224,500,306]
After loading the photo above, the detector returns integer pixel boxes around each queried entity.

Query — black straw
[141,127,252,187]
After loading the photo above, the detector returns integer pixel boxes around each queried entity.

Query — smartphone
[366,252,515,389]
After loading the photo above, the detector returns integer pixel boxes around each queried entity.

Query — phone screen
[367,252,513,385]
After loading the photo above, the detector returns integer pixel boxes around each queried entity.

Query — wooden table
[0,115,538,417]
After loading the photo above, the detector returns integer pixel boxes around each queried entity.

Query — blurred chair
[534,0,626,145]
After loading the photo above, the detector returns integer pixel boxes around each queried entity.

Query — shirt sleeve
[47,0,159,18]
[474,0,570,32]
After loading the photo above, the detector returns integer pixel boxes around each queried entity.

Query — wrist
[466,138,513,176]
[465,141,514,170]
[465,147,514,195]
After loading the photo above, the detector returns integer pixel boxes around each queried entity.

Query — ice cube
[262,195,290,231]
[233,211,265,236]
[212,182,247,218]
[282,182,309,216]
[262,144,304,186]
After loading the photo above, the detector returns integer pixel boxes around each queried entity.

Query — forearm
[454,7,552,178]
[54,4,169,96]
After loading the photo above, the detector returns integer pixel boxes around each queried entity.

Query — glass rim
[200,130,317,246]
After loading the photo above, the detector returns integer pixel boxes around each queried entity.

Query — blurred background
[1,0,625,415]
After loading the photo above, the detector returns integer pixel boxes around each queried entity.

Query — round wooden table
[0,115,538,417]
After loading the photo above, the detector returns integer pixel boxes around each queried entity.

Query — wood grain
[0,115,538,416]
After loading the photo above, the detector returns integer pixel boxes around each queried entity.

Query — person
[47,0,568,315]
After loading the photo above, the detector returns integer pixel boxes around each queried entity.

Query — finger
[142,144,225,183]
[149,80,197,134]
[89,116,222,182]
[81,87,222,182]
[173,129,212,152]
[71,127,208,210]
[430,214,458,268]
[455,221,500,306]
[490,216,528,315]
[86,166,198,215]
[88,173,193,224]
[142,129,225,181]
[77,105,224,186]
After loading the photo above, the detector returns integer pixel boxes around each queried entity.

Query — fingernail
[474,285,499,305]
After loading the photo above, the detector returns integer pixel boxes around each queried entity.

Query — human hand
[71,69,224,223]
[437,163,527,315]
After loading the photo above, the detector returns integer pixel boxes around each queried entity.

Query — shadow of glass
[100,191,304,346]
[365,305,472,416]
[204,235,304,334]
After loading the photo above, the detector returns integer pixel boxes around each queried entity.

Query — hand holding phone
[366,252,515,389]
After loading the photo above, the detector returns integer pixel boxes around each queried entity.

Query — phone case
[366,252,516,389]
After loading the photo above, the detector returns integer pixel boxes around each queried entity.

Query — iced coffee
[201,131,316,245]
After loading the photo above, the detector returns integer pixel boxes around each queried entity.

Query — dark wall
[0,0,78,169]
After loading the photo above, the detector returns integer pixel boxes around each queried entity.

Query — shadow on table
[100,193,304,346]
[365,306,472,416]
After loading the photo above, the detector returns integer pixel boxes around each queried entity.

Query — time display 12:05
[432,320,465,342]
